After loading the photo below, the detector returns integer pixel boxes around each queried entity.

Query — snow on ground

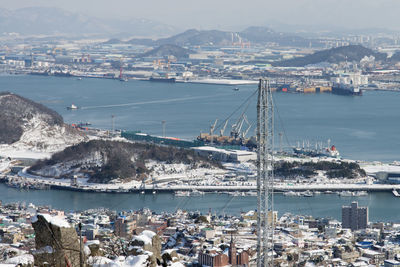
[147,160,225,182]
[19,167,143,191]
[0,114,86,159]
[30,151,104,178]
[0,145,52,159]
[361,163,400,174]
[0,158,11,172]
[132,230,156,245]
[88,255,149,267]
[3,254,34,265]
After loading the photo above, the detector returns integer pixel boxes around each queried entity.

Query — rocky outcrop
[127,230,162,267]
[31,214,82,267]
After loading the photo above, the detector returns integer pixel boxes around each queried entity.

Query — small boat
[77,77,82,80]
[283,191,298,197]
[353,191,368,197]
[227,191,240,196]
[191,189,205,196]
[67,104,79,110]
[301,190,313,197]
[152,190,156,194]
[233,87,239,91]
[246,191,258,196]
[175,191,190,197]
[140,191,145,194]
[393,189,400,197]
[338,191,353,197]
[324,190,335,194]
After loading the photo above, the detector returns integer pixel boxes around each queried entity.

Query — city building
[114,216,136,237]
[342,202,368,231]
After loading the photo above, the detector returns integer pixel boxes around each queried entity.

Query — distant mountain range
[273,45,387,67]
[138,44,194,58]
[0,7,179,37]
[123,27,324,48]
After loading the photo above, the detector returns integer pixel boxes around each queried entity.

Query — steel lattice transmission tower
[256,79,274,267]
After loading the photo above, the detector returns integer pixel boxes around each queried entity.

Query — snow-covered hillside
[0,92,87,158]
[28,140,223,183]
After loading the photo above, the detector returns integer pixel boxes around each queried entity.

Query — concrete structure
[193,146,256,162]
[342,202,368,231]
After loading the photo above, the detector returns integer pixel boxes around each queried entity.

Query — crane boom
[220,119,229,136]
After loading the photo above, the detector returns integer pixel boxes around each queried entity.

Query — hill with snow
[28,140,222,183]
[0,92,86,158]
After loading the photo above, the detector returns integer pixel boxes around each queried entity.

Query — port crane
[198,88,257,148]
[220,119,229,136]
[209,119,218,145]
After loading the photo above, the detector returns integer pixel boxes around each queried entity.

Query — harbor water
[1,75,400,220]
[2,183,400,222]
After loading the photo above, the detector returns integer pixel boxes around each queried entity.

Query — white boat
[67,104,79,110]
[324,190,335,194]
[228,191,241,196]
[393,189,400,197]
[246,191,258,196]
[283,191,298,197]
[175,191,190,197]
[301,190,313,197]
[353,191,368,196]
[338,191,353,197]
[191,189,205,196]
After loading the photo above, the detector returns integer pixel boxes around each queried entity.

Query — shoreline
[2,173,400,194]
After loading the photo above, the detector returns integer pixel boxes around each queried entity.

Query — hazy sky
[0,0,399,31]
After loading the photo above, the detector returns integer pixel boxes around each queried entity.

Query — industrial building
[192,146,256,162]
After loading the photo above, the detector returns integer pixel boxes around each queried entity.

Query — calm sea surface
[1,75,400,220]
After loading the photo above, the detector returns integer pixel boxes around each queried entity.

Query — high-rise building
[342,201,368,231]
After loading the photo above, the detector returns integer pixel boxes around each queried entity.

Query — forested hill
[29,140,221,183]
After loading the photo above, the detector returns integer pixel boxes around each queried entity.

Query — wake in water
[80,94,228,110]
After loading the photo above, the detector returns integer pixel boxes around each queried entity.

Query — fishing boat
[283,191,299,197]
[301,190,313,197]
[67,104,79,110]
[338,191,353,197]
[175,191,190,197]
[393,189,400,197]
[353,191,368,196]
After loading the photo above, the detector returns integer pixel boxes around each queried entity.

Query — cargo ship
[331,83,362,96]
[331,73,368,96]
[121,131,203,148]
[293,140,340,158]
